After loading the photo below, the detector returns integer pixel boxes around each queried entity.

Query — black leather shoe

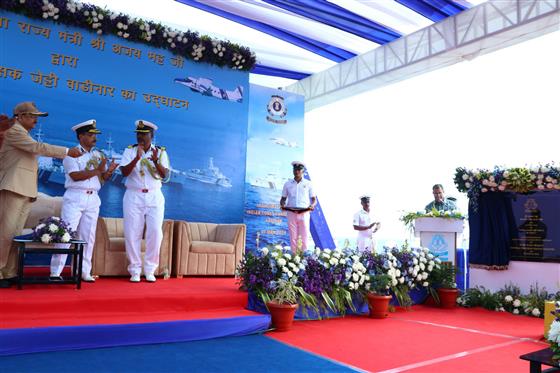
[0,279,12,288]
[49,276,63,281]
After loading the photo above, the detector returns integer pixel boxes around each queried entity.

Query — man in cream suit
[0,113,15,149]
[0,102,82,288]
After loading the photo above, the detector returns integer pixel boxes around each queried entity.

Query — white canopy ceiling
[82,0,487,87]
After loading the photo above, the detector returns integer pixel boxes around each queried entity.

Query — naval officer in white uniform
[353,195,380,252]
[280,161,316,252]
[120,120,169,283]
[50,120,118,282]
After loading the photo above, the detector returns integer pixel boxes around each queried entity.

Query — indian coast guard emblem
[266,95,288,124]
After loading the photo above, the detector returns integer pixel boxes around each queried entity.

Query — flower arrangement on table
[238,243,440,317]
[454,164,560,207]
[32,217,75,244]
[547,301,560,360]
[400,209,465,231]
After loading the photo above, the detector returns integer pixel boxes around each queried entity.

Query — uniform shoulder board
[156,145,166,150]
[127,144,138,149]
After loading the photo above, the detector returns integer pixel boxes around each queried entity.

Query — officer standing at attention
[50,120,118,282]
[120,120,169,283]
[280,161,316,252]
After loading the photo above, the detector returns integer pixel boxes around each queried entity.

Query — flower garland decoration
[454,164,560,208]
[32,216,76,244]
[1,0,256,71]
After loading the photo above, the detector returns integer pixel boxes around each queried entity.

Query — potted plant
[428,262,459,308]
[236,246,317,331]
[263,279,301,331]
[366,273,392,318]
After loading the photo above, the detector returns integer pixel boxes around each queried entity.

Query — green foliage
[400,209,465,231]
[457,283,556,318]
[505,168,533,193]
[369,274,391,295]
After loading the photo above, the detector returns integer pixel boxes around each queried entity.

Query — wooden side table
[13,238,86,290]
[519,348,560,373]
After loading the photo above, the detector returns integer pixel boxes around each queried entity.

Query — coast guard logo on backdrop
[266,95,287,124]
[524,198,538,211]
[430,234,449,260]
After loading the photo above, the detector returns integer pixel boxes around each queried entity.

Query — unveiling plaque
[510,192,560,263]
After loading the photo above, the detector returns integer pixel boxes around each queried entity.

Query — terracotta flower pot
[437,288,459,309]
[266,301,298,331]
[367,293,392,319]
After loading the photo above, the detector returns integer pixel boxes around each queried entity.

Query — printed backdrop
[244,85,305,252]
[0,11,249,223]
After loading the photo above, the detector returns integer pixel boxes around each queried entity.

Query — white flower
[391,279,398,286]
[36,223,46,230]
[531,308,540,317]
[352,273,359,282]
[422,281,429,287]
[283,253,292,260]
[41,233,52,243]
[49,224,58,233]
[513,309,519,315]
[277,258,286,266]
[462,174,468,181]
[549,321,560,343]
[513,299,521,307]
[61,233,71,243]
[399,277,404,284]
[261,247,269,256]
[504,295,513,303]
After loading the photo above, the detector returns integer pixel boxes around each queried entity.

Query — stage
[0,272,549,372]
[1,274,270,356]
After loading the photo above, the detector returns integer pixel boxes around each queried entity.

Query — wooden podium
[414,218,464,265]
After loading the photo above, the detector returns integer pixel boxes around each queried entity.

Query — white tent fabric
[82,0,487,87]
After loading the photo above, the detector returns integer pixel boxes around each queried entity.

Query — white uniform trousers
[287,211,310,252]
[50,189,101,277]
[123,189,164,276]
[357,235,373,252]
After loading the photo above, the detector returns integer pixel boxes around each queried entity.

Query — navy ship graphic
[185,157,232,188]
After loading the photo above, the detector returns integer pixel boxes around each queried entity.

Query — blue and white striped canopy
[84,0,487,85]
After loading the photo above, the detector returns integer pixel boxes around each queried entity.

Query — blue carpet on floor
[0,334,359,373]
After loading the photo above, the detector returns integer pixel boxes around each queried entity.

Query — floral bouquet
[32,216,75,244]
[548,301,560,361]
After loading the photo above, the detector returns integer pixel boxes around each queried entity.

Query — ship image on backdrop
[244,86,305,251]
[1,11,249,225]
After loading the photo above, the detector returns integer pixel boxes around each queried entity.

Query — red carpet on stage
[1,275,548,372]
[1,275,256,329]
